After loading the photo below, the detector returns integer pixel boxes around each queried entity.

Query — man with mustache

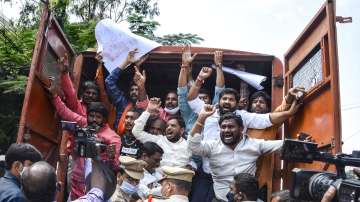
[52,98,121,200]
[105,49,149,135]
[188,102,300,201]
[246,88,305,201]
[132,98,193,169]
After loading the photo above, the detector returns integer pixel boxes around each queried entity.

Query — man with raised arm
[105,49,149,135]
[178,47,225,135]
[188,101,300,201]
[132,98,193,169]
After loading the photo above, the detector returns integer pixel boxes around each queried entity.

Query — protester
[132,98,194,169]
[188,101,300,201]
[0,143,42,202]
[144,117,166,135]
[120,108,144,159]
[247,87,305,201]
[111,156,147,202]
[143,166,195,202]
[226,173,259,202]
[138,142,164,199]
[178,46,225,135]
[105,49,149,134]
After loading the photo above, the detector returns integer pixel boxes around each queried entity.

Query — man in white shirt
[132,98,193,169]
[188,102,300,201]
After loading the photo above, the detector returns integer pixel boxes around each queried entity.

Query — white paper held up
[95,19,161,72]
[212,65,267,90]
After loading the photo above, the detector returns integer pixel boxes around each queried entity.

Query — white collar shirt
[132,111,192,168]
[188,97,273,173]
[188,133,283,201]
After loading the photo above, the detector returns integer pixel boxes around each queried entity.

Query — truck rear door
[282,0,341,187]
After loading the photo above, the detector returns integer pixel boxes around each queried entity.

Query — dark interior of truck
[78,50,274,109]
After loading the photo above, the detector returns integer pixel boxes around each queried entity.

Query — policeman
[145,166,195,202]
[111,156,147,202]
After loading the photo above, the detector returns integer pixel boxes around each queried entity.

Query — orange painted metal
[17,0,342,200]
[282,0,341,189]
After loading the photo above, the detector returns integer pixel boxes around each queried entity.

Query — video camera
[281,139,360,202]
[61,121,108,158]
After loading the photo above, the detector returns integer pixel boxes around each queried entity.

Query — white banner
[212,65,267,90]
[95,19,161,72]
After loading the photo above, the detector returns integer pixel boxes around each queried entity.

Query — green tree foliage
[0,0,204,152]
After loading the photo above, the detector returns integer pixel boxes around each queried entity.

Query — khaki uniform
[111,185,132,202]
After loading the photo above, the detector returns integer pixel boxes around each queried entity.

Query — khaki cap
[160,166,195,182]
[119,156,147,180]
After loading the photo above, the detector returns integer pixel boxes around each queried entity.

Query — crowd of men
[0,46,338,202]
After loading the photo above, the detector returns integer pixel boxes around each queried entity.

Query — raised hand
[147,97,162,114]
[198,104,216,120]
[286,86,306,104]
[134,54,149,67]
[47,76,58,97]
[214,51,223,68]
[58,53,69,73]
[182,45,198,66]
[95,52,103,63]
[198,66,213,80]
[133,66,146,88]
[124,48,139,67]
[287,99,301,116]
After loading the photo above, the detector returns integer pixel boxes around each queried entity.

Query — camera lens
[308,173,337,201]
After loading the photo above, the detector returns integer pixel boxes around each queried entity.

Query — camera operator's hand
[147,97,161,115]
[91,160,116,200]
[321,185,336,202]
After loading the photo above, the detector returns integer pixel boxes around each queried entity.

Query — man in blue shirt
[0,143,42,202]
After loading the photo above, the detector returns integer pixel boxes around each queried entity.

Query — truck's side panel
[283,0,341,188]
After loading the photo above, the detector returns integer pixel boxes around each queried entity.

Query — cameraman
[52,99,121,200]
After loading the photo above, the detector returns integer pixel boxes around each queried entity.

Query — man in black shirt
[120,108,144,159]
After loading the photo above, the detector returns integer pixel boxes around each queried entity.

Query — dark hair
[219,88,240,103]
[249,91,271,112]
[144,117,166,133]
[142,142,164,156]
[21,161,56,202]
[165,90,177,99]
[199,88,210,96]
[87,102,109,119]
[233,173,259,201]
[5,143,42,170]
[128,107,143,117]
[129,81,137,88]
[167,179,192,193]
[168,116,185,129]
[82,81,100,93]
[218,113,243,128]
